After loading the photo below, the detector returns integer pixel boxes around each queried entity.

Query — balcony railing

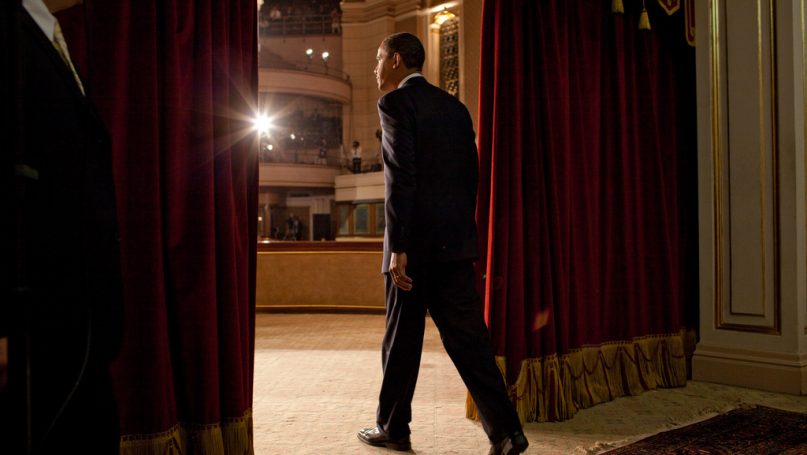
[259,51,350,81]
[259,15,340,37]
[259,147,382,174]
[259,147,341,167]
[279,59,350,82]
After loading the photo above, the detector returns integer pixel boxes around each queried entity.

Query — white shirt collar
[398,72,424,89]
[23,0,57,41]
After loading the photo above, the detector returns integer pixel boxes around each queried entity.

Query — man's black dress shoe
[488,431,529,455]
[357,427,412,451]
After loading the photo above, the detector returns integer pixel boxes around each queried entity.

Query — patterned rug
[602,405,807,454]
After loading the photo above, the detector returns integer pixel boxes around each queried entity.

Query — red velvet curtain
[58,1,258,451]
[476,0,697,421]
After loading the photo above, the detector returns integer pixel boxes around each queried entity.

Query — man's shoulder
[378,86,408,108]
[379,79,470,120]
[379,80,452,110]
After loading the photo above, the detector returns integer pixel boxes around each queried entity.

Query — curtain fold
[58,1,258,452]
[475,0,696,422]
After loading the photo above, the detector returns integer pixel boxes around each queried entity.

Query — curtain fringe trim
[119,408,253,455]
[467,331,687,423]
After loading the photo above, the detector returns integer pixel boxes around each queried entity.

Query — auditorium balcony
[258,46,350,104]
[256,12,355,244]
[258,0,341,37]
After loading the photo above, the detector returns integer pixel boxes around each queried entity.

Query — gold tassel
[639,1,652,30]
[119,409,255,455]
[612,0,624,14]
[465,391,479,420]
[464,333,687,424]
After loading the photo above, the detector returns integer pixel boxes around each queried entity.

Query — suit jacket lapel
[18,5,109,137]
[19,6,89,103]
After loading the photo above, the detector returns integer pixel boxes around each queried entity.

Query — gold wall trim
[802,0,807,336]
[715,322,779,334]
[711,0,781,335]
[258,251,382,255]
[729,310,768,317]
[767,0,781,334]
[257,240,382,253]
[754,0,767,319]
[711,0,725,327]
[256,304,384,313]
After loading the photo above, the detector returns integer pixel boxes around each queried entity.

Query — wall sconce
[321,51,330,62]
[430,7,456,30]
[306,48,314,61]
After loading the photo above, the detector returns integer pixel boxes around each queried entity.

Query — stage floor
[253,313,807,454]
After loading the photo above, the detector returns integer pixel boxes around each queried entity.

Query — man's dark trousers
[376,260,522,443]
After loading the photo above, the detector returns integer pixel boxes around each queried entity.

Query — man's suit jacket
[2,3,122,449]
[378,76,479,272]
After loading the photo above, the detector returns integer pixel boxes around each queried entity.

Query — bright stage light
[253,114,273,135]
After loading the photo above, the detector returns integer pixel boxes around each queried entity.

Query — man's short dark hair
[382,33,425,70]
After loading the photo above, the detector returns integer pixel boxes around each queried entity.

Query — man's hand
[389,252,413,291]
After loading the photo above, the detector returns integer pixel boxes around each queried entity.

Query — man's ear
[392,52,401,69]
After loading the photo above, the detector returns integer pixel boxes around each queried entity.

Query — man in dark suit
[356,33,528,455]
[1,1,123,453]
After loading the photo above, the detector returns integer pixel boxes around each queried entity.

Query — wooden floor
[252,313,807,454]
